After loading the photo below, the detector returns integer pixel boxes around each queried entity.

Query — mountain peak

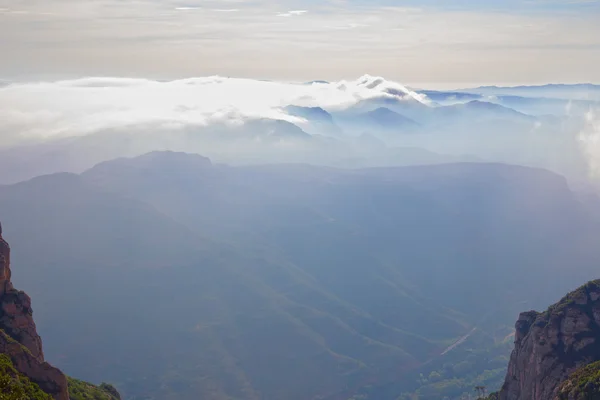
[363,107,419,127]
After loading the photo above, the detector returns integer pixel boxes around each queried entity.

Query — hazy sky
[1,0,600,87]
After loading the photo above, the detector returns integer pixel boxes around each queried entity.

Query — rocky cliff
[0,222,69,400]
[493,280,600,400]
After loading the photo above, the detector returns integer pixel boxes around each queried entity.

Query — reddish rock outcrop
[0,222,13,295]
[0,222,69,400]
[494,280,600,400]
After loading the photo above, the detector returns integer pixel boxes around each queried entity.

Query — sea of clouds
[2,74,600,189]
[0,75,428,146]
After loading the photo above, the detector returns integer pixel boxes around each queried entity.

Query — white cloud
[580,109,600,177]
[277,10,308,17]
[0,75,427,144]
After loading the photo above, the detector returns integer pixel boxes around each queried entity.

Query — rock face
[495,280,600,400]
[0,221,13,294]
[0,222,69,400]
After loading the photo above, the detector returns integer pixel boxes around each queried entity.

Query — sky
[1,0,600,87]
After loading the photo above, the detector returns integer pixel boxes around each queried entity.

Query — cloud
[277,10,308,17]
[0,0,599,84]
[0,75,427,145]
[579,109,600,177]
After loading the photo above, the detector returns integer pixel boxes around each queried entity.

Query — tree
[474,386,487,399]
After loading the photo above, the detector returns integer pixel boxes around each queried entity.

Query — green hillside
[68,378,120,400]
[557,361,600,400]
[0,354,52,400]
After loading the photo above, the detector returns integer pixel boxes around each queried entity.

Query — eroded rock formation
[0,222,69,399]
[495,280,600,400]
[0,222,13,295]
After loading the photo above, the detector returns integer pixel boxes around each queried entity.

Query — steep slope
[67,378,120,400]
[0,170,450,400]
[0,353,53,400]
[493,280,600,400]
[0,222,69,400]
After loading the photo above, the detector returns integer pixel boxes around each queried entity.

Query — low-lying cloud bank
[0,75,427,145]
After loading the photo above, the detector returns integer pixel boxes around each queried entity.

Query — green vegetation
[397,337,511,400]
[556,361,600,400]
[342,328,513,400]
[544,280,600,321]
[0,354,52,400]
[67,377,120,400]
[0,353,121,400]
[396,367,506,400]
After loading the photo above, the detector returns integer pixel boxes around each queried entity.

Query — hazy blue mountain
[0,120,476,185]
[420,89,599,115]
[3,151,599,399]
[430,100,535,124]
[337,96,432,123]
[331,107,420,141]
[461,83,600,101]
[361,107,419,128]
[499,95,597,115]
[0,163,464,400]
[417,90,484,105]
[284,105,344,137]
[337,97,535,129]
[285,105,334,122]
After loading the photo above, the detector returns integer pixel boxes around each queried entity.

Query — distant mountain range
[418,86,600,115]
[1,76,596,188]
[463,83,600,99]
[0,115,479,185]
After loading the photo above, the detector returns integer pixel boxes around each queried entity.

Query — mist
[0,75,597,190]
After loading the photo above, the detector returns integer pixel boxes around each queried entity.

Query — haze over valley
[2,0,600,399]
[2,74,600,400]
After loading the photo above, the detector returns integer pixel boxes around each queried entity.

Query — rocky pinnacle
[0,222,69,400]
[496,280,600,400]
